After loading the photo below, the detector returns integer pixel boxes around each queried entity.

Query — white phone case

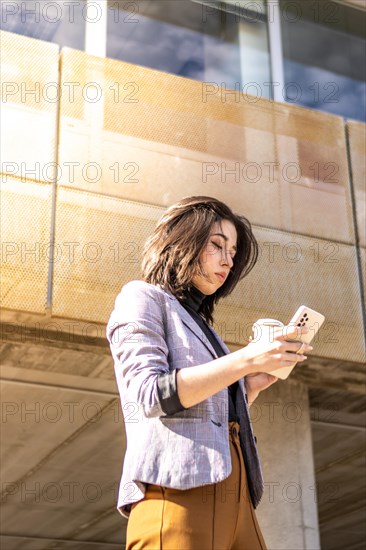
[274,305,325,380]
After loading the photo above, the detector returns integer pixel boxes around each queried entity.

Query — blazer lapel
[164,290,219,359]
[207,324,231,355]
[237,377,247,400]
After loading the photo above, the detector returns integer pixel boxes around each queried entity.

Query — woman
[107,196,311,549]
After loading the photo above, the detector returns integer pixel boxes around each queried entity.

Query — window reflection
[0,0,86,50]
[107,0,271,97]
[280,0,366,122]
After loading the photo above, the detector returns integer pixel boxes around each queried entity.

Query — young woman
[107,196,311,550]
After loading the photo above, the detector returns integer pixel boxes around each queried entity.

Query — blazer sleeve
[106,281,185,418]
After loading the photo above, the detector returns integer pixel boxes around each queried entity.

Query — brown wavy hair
[141,196,258,324]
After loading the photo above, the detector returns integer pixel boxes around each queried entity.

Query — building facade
[1,1,365,549]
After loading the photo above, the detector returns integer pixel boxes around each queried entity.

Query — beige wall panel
[0,180,52,313]
[59,120,352,246]
[347,121,366,247]
[51,189,163,322]
[51,190,364,362]
[58,48,354,243]
[57,130,284,228]
[0,31,59,183]
[213,227,365,363]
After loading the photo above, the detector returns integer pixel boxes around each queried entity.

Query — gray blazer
[107,280,255,517]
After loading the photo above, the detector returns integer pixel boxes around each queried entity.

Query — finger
[279,341,313,353]
[294,342,314,355]
[280,325,310,341]
[273,327,303,340]
[297,342,312,354]
[297,343,313,354]
[280,353,307,363]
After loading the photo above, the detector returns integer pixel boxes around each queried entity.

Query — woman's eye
[210,241,235,259]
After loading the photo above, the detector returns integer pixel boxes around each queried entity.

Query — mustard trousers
[126,422,267,550]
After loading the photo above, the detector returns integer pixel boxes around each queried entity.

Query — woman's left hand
[245,373,278,405]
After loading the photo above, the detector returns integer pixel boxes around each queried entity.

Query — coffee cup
[251,318,301,380]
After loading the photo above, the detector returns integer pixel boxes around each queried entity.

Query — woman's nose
[221,250,233,268]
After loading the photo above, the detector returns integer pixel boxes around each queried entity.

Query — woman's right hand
[176,326,313,410]
[242,326,313,375]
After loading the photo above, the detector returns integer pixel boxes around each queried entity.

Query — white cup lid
[253,318,284,326]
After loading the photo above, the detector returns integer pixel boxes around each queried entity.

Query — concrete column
[252,379,321,550]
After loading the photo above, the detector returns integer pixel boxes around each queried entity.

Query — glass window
[107,0,271,98]
[0,0,86,50]
[280,0,366,122]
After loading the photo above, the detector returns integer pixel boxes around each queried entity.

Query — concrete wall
[255,381,320,549]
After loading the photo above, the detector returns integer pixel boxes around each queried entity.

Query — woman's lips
[215,272,227,283]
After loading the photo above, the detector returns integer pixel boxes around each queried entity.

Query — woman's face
[192,219,237,295]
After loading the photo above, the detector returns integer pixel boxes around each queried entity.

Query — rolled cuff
[157,370,186,415]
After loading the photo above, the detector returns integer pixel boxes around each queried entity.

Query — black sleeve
[157,370,187,415]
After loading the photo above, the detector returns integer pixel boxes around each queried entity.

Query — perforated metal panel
[1,35,365,363]
[0,180,52,313]
[0,31,59,314]
[0,31,59,183]
[51,185,365,360]
[214,227,365,363]
[58,47,355,244]
[51,189,163,322]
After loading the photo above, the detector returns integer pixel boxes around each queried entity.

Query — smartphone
[275,305,325,380]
